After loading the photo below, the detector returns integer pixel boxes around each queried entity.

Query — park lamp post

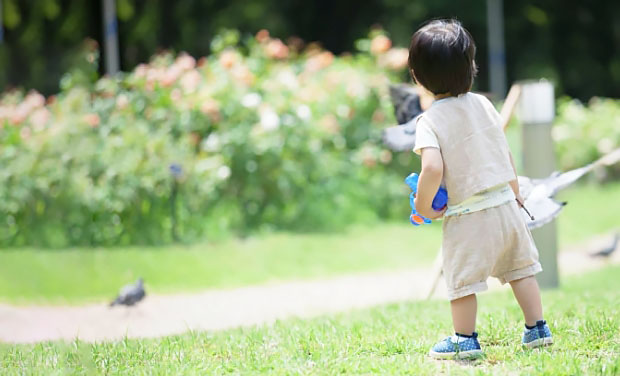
[518,79,559,289]
[0,0,4,44]
[102,0,120,75]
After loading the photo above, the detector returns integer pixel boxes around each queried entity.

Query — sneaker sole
[524,337,553,348]
[429,349,483,359]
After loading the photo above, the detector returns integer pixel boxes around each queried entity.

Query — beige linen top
[413,92,515,205]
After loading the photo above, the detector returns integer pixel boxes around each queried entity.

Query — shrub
[0,30,415,247]
[553,97,620,175]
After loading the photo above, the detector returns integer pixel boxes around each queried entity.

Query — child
[408,19,553,359]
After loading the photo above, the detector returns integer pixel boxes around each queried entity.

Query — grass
[0,223,443,305]
[1,265,619,375]
[0,181,618,305]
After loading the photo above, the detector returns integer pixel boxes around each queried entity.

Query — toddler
[408,19,553,359]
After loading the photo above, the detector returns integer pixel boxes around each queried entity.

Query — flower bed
[0,30,413,247]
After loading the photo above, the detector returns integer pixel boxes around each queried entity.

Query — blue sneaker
[429,332,483,359]
[522,320,553,348]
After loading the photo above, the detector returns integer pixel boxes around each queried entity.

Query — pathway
[0,233,618,344]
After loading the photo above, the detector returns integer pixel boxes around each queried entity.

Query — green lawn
[0,181,618,305]
[0,223,443,305]
[1,265,618,375]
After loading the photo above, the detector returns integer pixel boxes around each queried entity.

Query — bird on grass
[382,84,620,230]
[110,278,146,307]
[590,233,619,258]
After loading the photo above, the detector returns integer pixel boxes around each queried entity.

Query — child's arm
[414,147,446,219]
[508,151,525,206]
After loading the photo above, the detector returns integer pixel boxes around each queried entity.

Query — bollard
[518,79,559,288]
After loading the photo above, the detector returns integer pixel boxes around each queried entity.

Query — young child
[408,19,553,359]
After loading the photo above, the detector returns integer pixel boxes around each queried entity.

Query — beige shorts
[442,200,542,300]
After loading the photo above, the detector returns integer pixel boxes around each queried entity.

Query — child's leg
[509,276,543,326]
[450,294,477,335]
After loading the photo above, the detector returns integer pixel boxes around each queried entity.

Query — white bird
[517,150,620,229]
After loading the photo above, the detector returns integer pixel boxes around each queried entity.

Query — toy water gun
[405,173,448,226]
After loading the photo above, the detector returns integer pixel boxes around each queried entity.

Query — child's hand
[414,197,447,219]
[515,193,525,208]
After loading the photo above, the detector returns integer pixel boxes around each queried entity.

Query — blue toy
[405,173,448,226]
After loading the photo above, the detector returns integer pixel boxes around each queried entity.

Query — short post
[518,79,559,288]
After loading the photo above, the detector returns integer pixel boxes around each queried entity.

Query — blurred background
[0,1,618,305]
[1,0,619,99]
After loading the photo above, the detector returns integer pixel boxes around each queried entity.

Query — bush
[0,30,416,247]
[553,97,620,176]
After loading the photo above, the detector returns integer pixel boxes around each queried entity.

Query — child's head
[408,19,477,96]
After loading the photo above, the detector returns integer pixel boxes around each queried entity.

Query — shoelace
[537,323,546,340]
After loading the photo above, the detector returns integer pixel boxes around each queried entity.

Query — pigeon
[590,233,619,258]
[381,85,424,152]
[389,84,423,124]
[382,83,520,152]
[110,278,146,307]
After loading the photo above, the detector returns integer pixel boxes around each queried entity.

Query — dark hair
[408,19,478,96]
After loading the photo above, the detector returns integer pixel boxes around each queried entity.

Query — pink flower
[20,126,31,141]
[200,99,221,123]
[379,48,409,70]
[176,53,196,71]
[379,150,393,164]
[116,94,129,110]
[84,113,100,128]
[370,35,392,55]
[219,50,238,69]
[170,89,182,102]
[371,109,386,123]
[134,64,149,78]
[319,114,340,134]
[265,39,289,59]
[24,91,46,109]
[180,70,202,93]
[231,65,255,86]
[305,51,334,72]
[29,108,50,131]
[255,29,270,43]
[161,65,182,87]
[363,155,377,168]
[11,104,29,126]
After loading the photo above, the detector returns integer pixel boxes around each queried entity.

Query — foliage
[1,266,619,374]
[1,1,619,100]
[553,97,620,175]
[1,181,619,304]
[0,30,414,247]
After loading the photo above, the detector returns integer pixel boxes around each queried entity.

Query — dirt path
[1,233,618,344]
